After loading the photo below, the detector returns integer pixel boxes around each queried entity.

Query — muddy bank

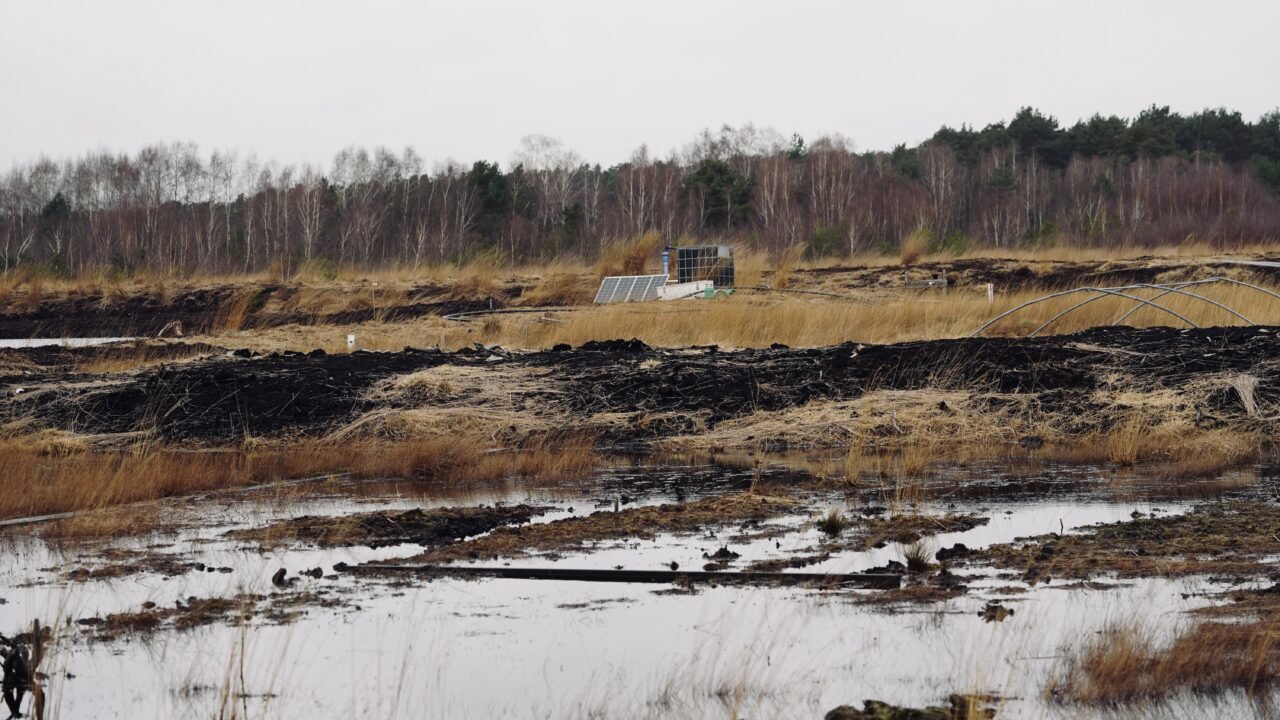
[399,492,799,564]
[5,325,1280,443]
[968,501,1280,582]
[825,695,996,720]
[78,586,350,641]
[228,504,551,549]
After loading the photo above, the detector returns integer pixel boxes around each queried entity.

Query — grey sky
[2,0,1277,171]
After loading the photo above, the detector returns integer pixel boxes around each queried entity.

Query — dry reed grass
[596,231,663,279]
[770,245,805,289]
[900,228,930,266]
[272,284,408,317]
[409,275,1280,351]
[211,289,260,332]
[518,265,594,306]
[732,246,767,288]
[2,241,1277,301]
[0,430,597,523]
[69,342,212,374]
[1043,423,1260,477]
[440,253,502,300]
[1048,619,1280,705]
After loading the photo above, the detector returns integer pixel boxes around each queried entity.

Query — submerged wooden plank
[351,564,903,589]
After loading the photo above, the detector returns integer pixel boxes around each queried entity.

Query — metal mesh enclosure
[675,245,734,287]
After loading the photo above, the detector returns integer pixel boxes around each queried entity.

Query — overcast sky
[2,0,1277,171]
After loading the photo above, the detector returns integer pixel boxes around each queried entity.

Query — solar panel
[593,274,669,304]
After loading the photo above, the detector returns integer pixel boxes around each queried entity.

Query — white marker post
[347,334,356,352]
[987,283,995,304]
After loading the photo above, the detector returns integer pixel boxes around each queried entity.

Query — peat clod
[935,543,972,561]
[228,505,551,549]
[825,694,997,719]
[979,602,1014,623]
[577,338,651,353]
[863,560,908,575]
[702,546,741,561]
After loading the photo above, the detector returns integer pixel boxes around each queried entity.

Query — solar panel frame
[593,274,668,304]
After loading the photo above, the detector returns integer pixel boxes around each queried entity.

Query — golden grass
[1043,424,1260,474]
[441,252,502,300]
[2,241,1278,299]
[9,244,1280,356]
[211,289,259,332]
[272,284,407,317]
[900,228,929,266]
[69,342,212,374]
[0,430,597,522]
[401,276,1280,351]
[596,230,664,279]
[518,264,595,306]
[1048,619,1280,705]
[731,245,767,288]
[770,245,805,289]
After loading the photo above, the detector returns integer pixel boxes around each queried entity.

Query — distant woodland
[4,106,1280,275]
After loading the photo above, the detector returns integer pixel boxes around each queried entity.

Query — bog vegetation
[3,106,1280,276]
[0,431,597,524]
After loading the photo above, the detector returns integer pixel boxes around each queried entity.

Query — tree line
[3,105,1279,276]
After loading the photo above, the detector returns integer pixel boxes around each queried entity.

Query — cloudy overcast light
[2,0,1278,169]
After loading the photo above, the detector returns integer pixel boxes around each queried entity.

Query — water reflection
[0,453,1273,718]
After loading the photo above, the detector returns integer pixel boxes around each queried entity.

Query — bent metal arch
[970,277,1280,338]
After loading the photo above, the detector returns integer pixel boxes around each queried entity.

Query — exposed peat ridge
[4,325,1279,443]
[0,283,507,338]
[800,254,1280,291]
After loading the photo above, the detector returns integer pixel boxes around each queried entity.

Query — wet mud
[227,504,552,549]
[968,501,1280,582]
[401,492,798,564]
[77,586,351,641]
[11,454,1280,717]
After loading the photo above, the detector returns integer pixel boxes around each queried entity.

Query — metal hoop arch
[1029,283,1251,337]
[970,276,1280,337]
